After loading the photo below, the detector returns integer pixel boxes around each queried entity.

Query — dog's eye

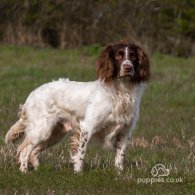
[119,51,124,56]
[115,54,122,60]
[115,50,124,60]
[129,52,136,60]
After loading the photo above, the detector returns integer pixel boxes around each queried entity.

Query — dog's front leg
[71,126,92,173]
[70,99,110,173]
[114,132,129,172]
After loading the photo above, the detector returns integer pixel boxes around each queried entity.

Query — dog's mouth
[119,69,134,78]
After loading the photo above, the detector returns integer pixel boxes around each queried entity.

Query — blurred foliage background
[0,0,195,56]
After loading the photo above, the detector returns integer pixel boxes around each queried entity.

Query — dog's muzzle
[120,60,134,77]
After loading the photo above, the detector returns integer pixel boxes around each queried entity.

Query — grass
[0,45,194,194]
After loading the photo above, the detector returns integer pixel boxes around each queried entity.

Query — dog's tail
[5,119,26,144]
[5,106,27,144]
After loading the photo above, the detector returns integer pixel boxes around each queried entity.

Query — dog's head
[96,41,150,85]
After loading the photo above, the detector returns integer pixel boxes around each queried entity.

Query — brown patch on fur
[69,127,80,156]
[135,46,150,83]
[57,108,82,157]
[96,44,114,85]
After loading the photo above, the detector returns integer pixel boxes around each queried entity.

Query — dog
[5,40,150,173]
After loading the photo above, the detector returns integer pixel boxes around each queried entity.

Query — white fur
[17,78,145,172]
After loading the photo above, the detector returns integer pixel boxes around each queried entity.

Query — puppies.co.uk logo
[151,164,170,177]
[137,163,184,184]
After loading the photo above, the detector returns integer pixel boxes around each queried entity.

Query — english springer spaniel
[5,40,150,173]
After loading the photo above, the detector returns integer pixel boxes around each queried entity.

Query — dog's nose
[124,64,133,72]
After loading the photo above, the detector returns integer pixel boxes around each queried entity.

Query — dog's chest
[110,89,135,126]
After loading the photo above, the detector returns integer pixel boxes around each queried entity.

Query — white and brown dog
[5,41,150,173]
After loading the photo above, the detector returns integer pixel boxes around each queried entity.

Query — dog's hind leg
[17,121,54,172]
[17,138,36,173]
[29,121,71,170]
[29,143,47,170]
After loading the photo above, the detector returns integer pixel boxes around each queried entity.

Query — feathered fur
[5,40,150,173]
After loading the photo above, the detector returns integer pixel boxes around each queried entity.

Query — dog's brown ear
[137,46,150,82]
[96,44,114,85]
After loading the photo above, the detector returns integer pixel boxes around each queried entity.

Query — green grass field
[0,45,194,194]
